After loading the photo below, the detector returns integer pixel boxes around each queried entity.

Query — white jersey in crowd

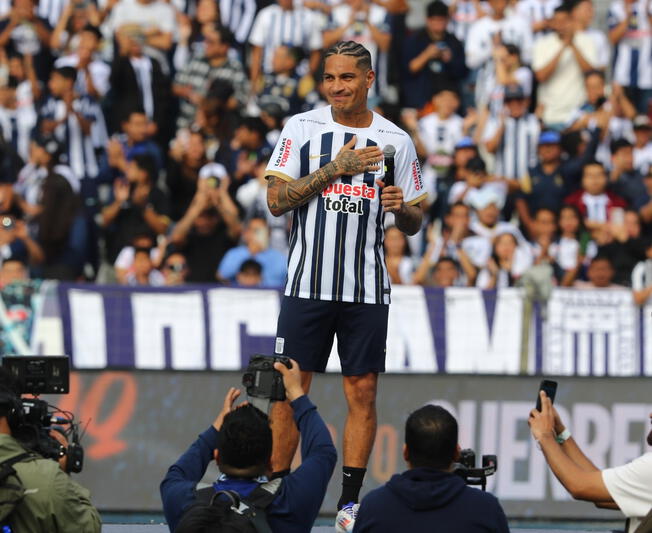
[265,105,427,305]
[0,104,36,163]
[634,142,652,175]
[515,0,560,40]
[445,0,487,42]
[248,5,322,74]
[483,113,540,183]
[631,258,652,290]
[418,112,463,197]
[608,0,652,89]
[465,13,534,107]
[219,0,257,45]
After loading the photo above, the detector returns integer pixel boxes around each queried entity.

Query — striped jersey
[484,113,540,183]
[608,0,652,89]
[265,106,427,305]
[248,5,322,74]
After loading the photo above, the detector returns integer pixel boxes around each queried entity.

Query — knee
[345,374,378,409]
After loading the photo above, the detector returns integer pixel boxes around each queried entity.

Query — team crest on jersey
[322,183,375,215]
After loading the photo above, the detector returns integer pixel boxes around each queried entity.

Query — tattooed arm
[267,135,383,217]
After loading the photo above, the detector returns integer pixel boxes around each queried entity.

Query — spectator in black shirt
[169,187,240,282]
[402,1,467,110]
[100,153,170,263]
[610,139,648,211]
[516,130,568,239]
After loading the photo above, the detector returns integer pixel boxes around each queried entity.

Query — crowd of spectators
[0,0,651,303]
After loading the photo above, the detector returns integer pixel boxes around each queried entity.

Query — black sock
[270,469,291,480]
[337,466,366,510]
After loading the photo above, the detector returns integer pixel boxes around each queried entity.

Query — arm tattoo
[267,161,340,216]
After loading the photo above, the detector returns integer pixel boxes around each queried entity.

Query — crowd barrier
[6,283,649,376]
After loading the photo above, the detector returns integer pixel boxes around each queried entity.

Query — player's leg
[339,372,378,506]
[270,296,336,473]
[335,302,388,510]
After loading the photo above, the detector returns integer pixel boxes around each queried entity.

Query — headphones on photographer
[0,389,24,433]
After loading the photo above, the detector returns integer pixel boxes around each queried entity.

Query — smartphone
[535,379,557,411]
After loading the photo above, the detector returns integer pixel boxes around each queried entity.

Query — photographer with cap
[160,358,336,532]
[352,404,509,532]
[530,392,652,533]
[0,369,101,533]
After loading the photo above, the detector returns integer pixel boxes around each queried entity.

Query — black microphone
[383,145,395,187]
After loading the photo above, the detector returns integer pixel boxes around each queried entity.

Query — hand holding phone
[535,379,557,412]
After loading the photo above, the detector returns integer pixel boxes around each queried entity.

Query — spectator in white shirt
[570,0,609,70]
[532,3,597,129]
[529,393,652,533]
[465,0,533,109]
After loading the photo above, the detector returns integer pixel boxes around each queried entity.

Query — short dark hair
[405,405,458,470]
[585,68,605,81]
[81,24,102,40]
[554,2,572,14]
[218,405,272,474]
[130,153,157,183]
[54,66,77,81]
[238,116,268,139]
[590,254,614,268]
[323,41,372,72]
[435,257,459,272]
[212,24,234,47]
[426,0,449,18]
[610,138,633,154]
[239,259,262,276]
[465,156,486,173]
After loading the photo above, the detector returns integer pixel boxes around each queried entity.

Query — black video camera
[242,355,292,402]
[1,356,84,474]
[453,449,497,492]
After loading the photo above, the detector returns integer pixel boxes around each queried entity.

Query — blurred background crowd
[0,0,651,302]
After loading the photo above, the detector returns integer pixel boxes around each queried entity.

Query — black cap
[504,84,525,101]
[32,132,63,159]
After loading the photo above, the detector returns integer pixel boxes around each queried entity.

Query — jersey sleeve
[265,117,303,182]
[395,139,427,206]
[248,9,267,47]
[602,453,652,519]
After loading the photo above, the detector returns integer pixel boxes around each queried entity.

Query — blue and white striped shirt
[266,106,427,304]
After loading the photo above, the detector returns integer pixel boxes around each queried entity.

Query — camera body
[1,356,83,474]
[453,449,497,491]
[242,355,291,402]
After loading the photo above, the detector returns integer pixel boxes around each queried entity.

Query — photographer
[529,392,652,533]
[0,370,101,532]
[160,359,336,532]
[353,405,509,533]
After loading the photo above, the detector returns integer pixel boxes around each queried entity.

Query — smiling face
[323,54,374,116]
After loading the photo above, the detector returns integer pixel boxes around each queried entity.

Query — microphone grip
[384,157,395,187]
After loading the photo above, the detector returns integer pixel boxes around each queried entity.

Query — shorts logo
[321,183,376,216]
[275,337,285,354]
[411,159,423,191]
[275,138,292,168]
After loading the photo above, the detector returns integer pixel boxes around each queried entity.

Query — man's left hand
[213,387,242,431]
[529,391,556,442]
[377,179,405,214]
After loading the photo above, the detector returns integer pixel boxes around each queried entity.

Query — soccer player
[265,41,427,531]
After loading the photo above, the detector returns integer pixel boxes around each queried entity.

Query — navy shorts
[275,296,389,376]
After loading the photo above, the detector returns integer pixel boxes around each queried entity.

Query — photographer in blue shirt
[160,359,336,532]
